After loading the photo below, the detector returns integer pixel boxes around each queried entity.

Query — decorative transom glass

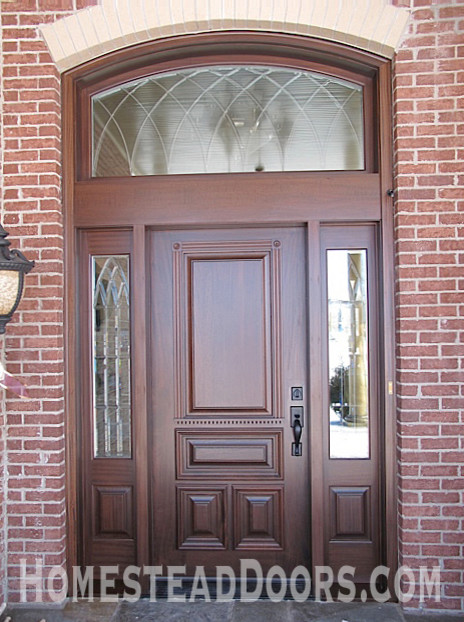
[92,66,364,176]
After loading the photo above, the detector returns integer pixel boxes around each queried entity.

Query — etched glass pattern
[92,255,131,458]
[92,66,364,176]
[328,250,369,459]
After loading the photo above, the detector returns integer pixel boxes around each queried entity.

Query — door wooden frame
[62,31,397,593]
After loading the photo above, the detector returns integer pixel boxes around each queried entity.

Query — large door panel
[150,227,310,574]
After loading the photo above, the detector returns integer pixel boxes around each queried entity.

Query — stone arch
[41,0,409,73]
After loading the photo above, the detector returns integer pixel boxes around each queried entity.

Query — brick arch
[41,0,409,73]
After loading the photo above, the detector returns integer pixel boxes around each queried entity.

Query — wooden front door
[70,35,397,595]
[150,226,309,574]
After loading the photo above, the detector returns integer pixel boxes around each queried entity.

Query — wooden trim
[62,71,78,578]
[363,79,376,174]
[307,220,324,574]
[70,31,384,88]
[74,172,381,228]
[377,61,398,593]
[132,224,150,575]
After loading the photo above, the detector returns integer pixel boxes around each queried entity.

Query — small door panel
[234,487,284,550]
[176,430,283,479]
[329,486,371,541]
[177,487,227,550]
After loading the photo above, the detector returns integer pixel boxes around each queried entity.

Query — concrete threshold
[1,600,462,621]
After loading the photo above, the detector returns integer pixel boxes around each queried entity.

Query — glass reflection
[92,255,131,458]
[328,250,369,459]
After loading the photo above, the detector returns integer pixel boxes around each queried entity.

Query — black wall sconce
[0,224,35,334]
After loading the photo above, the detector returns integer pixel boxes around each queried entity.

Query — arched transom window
[92,66,365,177]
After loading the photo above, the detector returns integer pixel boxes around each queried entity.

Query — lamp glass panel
[92,255,131,458]
[0,270,20,315]
[92,66,364,176]
[327,250,369,459]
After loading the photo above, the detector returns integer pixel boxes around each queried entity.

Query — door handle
[291,406,304,456]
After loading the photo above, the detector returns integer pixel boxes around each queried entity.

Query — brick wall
[393,0,464,613]
[0,0,462,613]
[0,363,6,609]
[0,373,5,609]
[1,10,5,608]
[0,0,73,604]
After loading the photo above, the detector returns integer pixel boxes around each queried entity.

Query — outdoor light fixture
[0,224,35,334]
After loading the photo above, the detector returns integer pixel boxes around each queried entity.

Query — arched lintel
[41,0,410,74]
[70,31,387,91]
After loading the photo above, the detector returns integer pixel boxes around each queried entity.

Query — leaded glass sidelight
[327,250,369,459]
[92,66,364,176]
[92,255,131,458]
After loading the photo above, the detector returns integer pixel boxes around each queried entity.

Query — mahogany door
[71,36,394,593]
[150,226,310,574]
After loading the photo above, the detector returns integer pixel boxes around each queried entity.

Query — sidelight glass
[327,250,369,459]
[92,255,131,458]
[92,66,364,176]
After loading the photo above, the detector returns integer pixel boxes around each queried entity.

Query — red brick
[441,452,464,464]
[421,437,460,450]
[439,6,464,19]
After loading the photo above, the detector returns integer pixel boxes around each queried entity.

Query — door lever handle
[291,406,304,456]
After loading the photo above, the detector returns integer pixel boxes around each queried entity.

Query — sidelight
[92,255,131,458]
[327,250,369,459]
[92,66,364,176]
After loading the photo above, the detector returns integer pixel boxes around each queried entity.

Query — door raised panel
[234,487,284,550]
[92,485,134,539]
[191,257,267,410]
[176,430,283,479]
[172,239,282,418]
[177,486,227,550]
[329,486,371,541]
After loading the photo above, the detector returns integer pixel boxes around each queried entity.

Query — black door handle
[291,406,304,456]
